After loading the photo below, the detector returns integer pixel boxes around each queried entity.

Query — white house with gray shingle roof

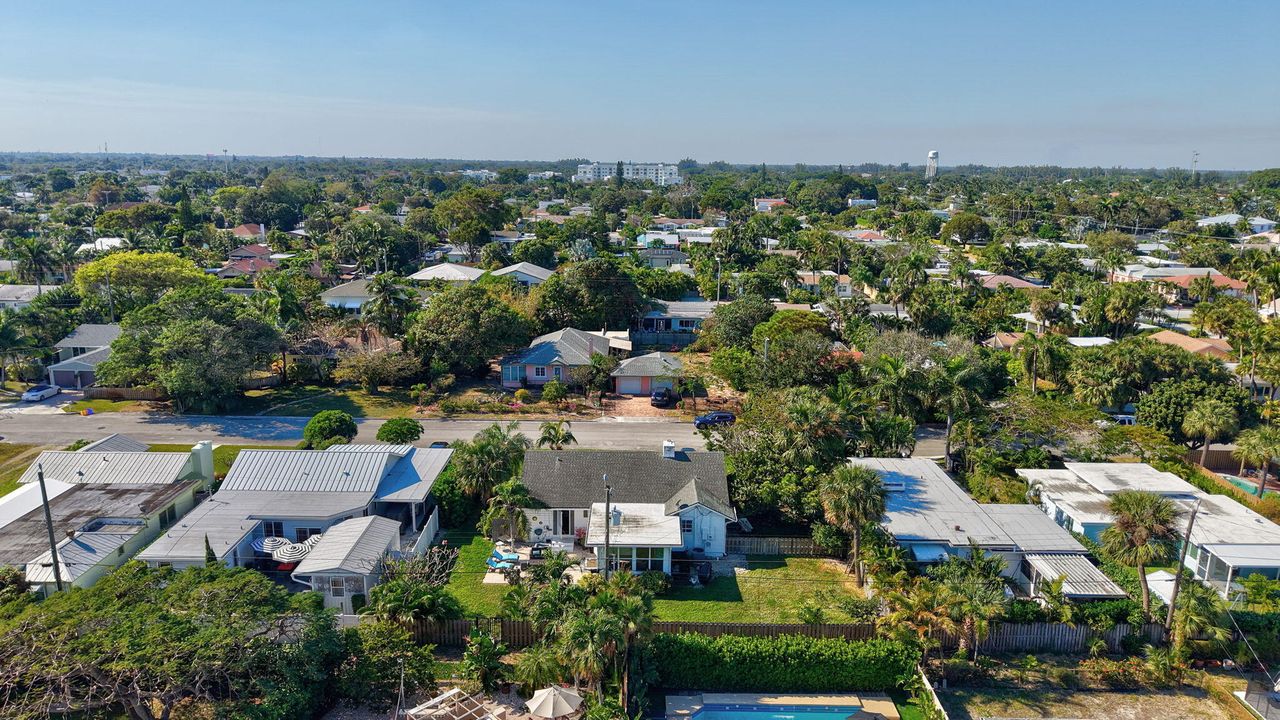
[519,442,735,574]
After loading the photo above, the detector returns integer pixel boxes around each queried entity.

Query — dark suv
[650,388,673,407]
[693,411,736,430]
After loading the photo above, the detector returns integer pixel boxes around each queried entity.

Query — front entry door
[555,510,573,537]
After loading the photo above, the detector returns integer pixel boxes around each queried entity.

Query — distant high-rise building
[926,150,939,180]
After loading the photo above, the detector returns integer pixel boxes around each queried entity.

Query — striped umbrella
[271,543,311,563]
[252,536,291,553]
[303,533,324,548]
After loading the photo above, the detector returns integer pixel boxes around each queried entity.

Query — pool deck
[665,693,899,719]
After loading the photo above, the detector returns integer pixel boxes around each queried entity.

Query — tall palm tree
[1182,397,1239,467]
[1016,332,1070,395]
[931,356,984,470]
[453,422,530,502]
[1233,425,1280,497]
[8,237,53,291]
[866,354,925,420]
[612,593,653,710]
[928,542,1009,657]
[819,465,887,586]
[364,271,416,340]
[49,239,80,284]
[1101,490,1182,616]
[537,420,577,450]
[557,608,623,697]
[478,478,532,544]
[1170,580,1228,651]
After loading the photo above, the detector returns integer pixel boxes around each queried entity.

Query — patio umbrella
[252,536,290,553]
[526,686,582,719]
[271,543,311,563]
[303,533,324,548]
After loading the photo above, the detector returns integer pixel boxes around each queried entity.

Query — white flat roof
[850,458,1011,548]
[1062,462,1199,496]
[585,503,682,547]
[1199,543,1280,568]
[1018,468,1115,525]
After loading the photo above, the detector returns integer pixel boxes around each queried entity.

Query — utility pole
[36,464,64,593]
[602,478,612,582]
[1165,498,1202,632]
[715,257,722,302]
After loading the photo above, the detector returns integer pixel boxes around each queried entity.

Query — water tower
[926,150,939,180]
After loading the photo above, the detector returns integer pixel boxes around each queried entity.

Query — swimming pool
[692,704,863,720]
[1220,473,1278,499]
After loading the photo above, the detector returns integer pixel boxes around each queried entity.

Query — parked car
[21,385,61,402]
[1108,414,1136,426]
[650,388,673,407]
[693,411,736,430]
[428,441,450,448]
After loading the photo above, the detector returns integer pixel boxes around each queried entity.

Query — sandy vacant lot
[940,683,1251,720]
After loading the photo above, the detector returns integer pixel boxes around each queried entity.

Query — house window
[329,577,345,598]
[534,366,547,378]
[158,505,177,529]
[296,527,322,542]
[553,366,562,379]
[262,521,284,538]
[680,519,693,533]
[606,547,629,572]
[634,547,663,572]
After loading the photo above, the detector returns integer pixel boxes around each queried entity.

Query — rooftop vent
[611,508,622,526]
[662,440,676,459]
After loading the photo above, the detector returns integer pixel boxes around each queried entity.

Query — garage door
[617,377,643,395]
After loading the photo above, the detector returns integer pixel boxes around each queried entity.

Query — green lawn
[890,694,930,720]
[652,556,862,623]
[241,384,422,418]
[63,398,151,414]
[0,442,41,497]
[148,443,294,477]
[442,532,510,616]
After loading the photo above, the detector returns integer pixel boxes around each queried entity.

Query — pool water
[693,705,862,720]
[1220,473,1278,499]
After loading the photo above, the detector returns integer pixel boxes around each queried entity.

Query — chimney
[258,223,265,238]
[191,441,215,488]
[662,440,676,459]
[611,507,622,526]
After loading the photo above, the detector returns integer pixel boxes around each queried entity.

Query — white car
[21,384,61,402]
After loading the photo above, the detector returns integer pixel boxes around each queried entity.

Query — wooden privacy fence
[84,386,166,401]
[725,535,831,557]
[405,618,1164,653]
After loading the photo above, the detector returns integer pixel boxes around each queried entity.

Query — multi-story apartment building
[572,161,682,186]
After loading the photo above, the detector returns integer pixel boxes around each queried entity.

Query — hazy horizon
[2,1,1278,170]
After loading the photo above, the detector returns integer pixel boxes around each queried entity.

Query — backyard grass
[652,556,861,623]
[148,443,294,477]
[442,531,510,616]
[0,442,42,497]
[62,398,152,414]
[938,678,1253,720]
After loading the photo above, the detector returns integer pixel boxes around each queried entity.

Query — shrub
[1078,656,1148,689]
[1119,631,1149,656]
[540,379,567,403]
[1003,599,1049,624]
[336,620,436,711]
[303,410,357,448]
[650,633,917,692]
[810,522,846,556]
[377,417,424,444]
[837,595,883,623]
[636,570,670,596]
[514,388,532,403]
[1074,598,1146,629]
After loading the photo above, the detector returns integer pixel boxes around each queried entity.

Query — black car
[650,388,673,407]
[428,441,450,449]
[693,411,736,430]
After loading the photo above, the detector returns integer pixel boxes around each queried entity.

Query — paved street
[0,410,709,450]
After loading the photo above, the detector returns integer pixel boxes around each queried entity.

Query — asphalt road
[0,410,709,450]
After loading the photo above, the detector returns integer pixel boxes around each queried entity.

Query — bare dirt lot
[939,680,1251,720]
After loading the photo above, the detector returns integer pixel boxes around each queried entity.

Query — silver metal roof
[220,449,396,494]
[1024,553,1127,598]
[375,447,453,503]
[850,458,1011,548]
[292,515,400,576]
[26,523,143,584]
[19,451,196,486]
[78,434,150,453]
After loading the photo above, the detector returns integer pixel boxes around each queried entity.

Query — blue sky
[1,1,1277,168]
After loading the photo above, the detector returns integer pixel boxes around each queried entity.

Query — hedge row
[650,633,918,692]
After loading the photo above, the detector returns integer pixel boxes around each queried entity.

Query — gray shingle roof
[55,323,121,349]
[48,345,112,371]
[503,328,613,367]
[521,449,731,513]
[292,515,400,576]
[664,476,736,520]
[612,351,682,378]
